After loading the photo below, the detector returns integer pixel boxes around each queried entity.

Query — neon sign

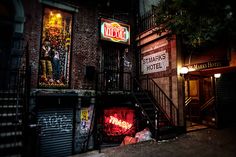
[109,116,132,130]
[100,18,130,45]
[103,107,135,137]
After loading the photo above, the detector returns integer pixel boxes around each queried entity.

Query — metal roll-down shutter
[37,108,73,157]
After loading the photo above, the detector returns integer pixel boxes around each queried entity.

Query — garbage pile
[121,128,155,146]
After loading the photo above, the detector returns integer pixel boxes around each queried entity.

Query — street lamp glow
[214,73,221,78]
[180,67,189,75]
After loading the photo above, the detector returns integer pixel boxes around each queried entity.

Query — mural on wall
[39,7,72,88]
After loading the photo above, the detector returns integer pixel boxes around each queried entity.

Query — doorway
[185,75,216,131]
[101,43,126,90]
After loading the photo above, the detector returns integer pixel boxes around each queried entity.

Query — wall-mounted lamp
[214,73,221,78]
[180,67,189,75]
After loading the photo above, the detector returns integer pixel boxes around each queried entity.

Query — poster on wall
[74,105,95,153]
[141,50,169,74]
[38,8,72,88]
[80,108,90,133]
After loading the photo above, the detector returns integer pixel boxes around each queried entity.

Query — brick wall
[23,0,43,88]
[23,0,101,89]
[71,5,100,89]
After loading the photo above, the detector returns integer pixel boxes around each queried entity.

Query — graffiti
[38,113,72,136]
[78,105,94,134]
[74,105,95,153]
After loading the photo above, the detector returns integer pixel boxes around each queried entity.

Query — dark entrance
[185,74,216,131]
[101,43,126,91]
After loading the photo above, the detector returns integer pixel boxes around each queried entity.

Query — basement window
[103,107,136,142]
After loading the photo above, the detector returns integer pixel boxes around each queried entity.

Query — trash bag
[135,128,152,142]
[120,136,137,146]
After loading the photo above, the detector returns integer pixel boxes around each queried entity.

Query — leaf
[154,0,236,51]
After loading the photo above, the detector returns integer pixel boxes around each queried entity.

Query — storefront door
[185,75,216,129]
[102,43,125,90]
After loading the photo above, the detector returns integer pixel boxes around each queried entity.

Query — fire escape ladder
[0,42,30,157]
[0,69,27,157]
[132,76,179,140]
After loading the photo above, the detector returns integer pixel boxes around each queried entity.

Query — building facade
[1,0,236,157]
[137,0,236,132]
[1,0,139,156]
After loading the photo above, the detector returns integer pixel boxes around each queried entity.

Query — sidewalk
[71,126,236,157]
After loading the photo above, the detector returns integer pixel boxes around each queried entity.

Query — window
[38,7,72,88]
[103,107,135,137]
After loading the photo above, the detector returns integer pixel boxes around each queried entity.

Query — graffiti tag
[38,113,72,136]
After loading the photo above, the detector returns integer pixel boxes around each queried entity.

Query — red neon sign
[101,18,130,45]
[109,116,132,130]
[104,23,126,41]
[103,107,135,136]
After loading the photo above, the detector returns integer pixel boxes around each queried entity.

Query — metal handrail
[132,77,159,124]
[140,75,179,126]
[185,97,192,107]
[132,77,159,139]
[200,97,215,111]
[96,71,132,92]
[138,9,157,33]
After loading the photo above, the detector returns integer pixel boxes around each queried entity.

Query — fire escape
[94,7,181,141]
[96,72,180,141]
[0,36,30,157]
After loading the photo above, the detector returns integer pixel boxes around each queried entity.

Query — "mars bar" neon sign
[100,18,130,45]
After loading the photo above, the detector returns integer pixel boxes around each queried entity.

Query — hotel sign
[141,50,169,74]
[100,18,130,45]
[187,60,229,71]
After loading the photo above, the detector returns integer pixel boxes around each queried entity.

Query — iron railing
[0,66,27,157]
[140,76,179,126]
[132,77,159,138]
[138,9,157,33]
[96,71,132,92]
[185,97,192,107]
[200,97,215,111]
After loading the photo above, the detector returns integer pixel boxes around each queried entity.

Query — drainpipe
[13,0,25,34]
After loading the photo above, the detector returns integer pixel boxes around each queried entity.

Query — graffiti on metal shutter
[38,112,72,136]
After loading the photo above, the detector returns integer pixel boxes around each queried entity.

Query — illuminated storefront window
[38,8,72,88]
[103,107,135,137]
